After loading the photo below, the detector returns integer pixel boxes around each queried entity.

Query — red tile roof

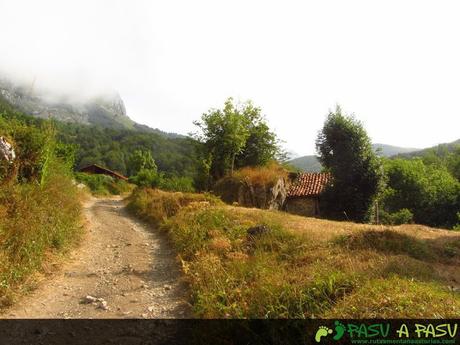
[287,172,331,198]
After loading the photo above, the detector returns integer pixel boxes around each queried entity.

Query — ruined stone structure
[284,172,331,217]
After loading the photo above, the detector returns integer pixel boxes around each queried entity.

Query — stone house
[284,172,331,217]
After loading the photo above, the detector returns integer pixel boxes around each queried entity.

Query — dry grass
[0,166,83,306]
[233,162,288,187]
[127,188,222,226]
[128,189,460,318]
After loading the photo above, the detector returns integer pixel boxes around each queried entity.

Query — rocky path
[2,197,191,319]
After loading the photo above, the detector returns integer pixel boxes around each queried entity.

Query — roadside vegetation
[0,100,83,306]
[75,172,133,196]
[128,188,460,318]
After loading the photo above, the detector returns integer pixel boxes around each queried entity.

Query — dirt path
[2,197,191,319]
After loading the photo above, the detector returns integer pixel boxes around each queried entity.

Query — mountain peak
[0,77,134,129]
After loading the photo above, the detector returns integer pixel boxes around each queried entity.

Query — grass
[127,188,222,227]
[128,188,460,318]
[0,165,83,306]
[233,162,288,187]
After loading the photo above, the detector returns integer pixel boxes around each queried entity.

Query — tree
[316,106,383,222]
[383,158,460,229]
[193,98,281,184]
[236,102,281,167]
[128,149,157,176]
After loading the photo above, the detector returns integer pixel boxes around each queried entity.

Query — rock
[0,78,133,130]
[163,284,172,291]
[81,295,98,304]
[0,136,15,163]
[247,225,271,237]
[214,175,289,210]
[147,306,155,312]
[98,300,109,310]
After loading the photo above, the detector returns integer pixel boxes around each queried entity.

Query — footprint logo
[315,326,333,343]
[333,321,346,341]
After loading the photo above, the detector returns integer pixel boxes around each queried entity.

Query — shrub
[383,158,460,229]
[0,164,82,302]
[128,168,161,188]
[75,172,132,196]
[127,188,221,226]
[158,176,195,193]
[0,99,84,305]
[381,208,414,225]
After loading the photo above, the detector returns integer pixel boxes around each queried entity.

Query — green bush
[390,209,414,225]
[383,158,460,229]
[158,176,195,192]
[129,168,195,193]
[75,172,132,195]
[381,208,414,225]
[454,212,460,231]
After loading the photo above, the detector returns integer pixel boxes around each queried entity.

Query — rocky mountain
[0,78,135,130]
[288,144,420,172]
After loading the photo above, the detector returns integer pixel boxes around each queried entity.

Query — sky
[0,0,459,156]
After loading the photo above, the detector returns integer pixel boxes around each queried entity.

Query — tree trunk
[231,153,236,176]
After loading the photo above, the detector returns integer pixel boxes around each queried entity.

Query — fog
[1,0,460,154]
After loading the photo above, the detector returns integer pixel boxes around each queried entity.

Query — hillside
[372,143,420,157]
[0,77,137,130]
[287,155,322,172]
[128,188,460,318]
[398,138,460,158]
[0,95,198,178]
[288,144,420,172]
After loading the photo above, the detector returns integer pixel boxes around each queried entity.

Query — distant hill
[287,155,322,172]
[372,143,420,157]
[397,139,460,158]
[288,144,420,172]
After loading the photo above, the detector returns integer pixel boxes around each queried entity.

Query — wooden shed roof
[79,164,128,181]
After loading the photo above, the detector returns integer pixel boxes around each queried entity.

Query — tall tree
[236,101,281,167]
[316,106,383,222]
[194,98,281,183]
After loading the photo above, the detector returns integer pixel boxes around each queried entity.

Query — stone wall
[285,197,319,217]
[213,176,289,210]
